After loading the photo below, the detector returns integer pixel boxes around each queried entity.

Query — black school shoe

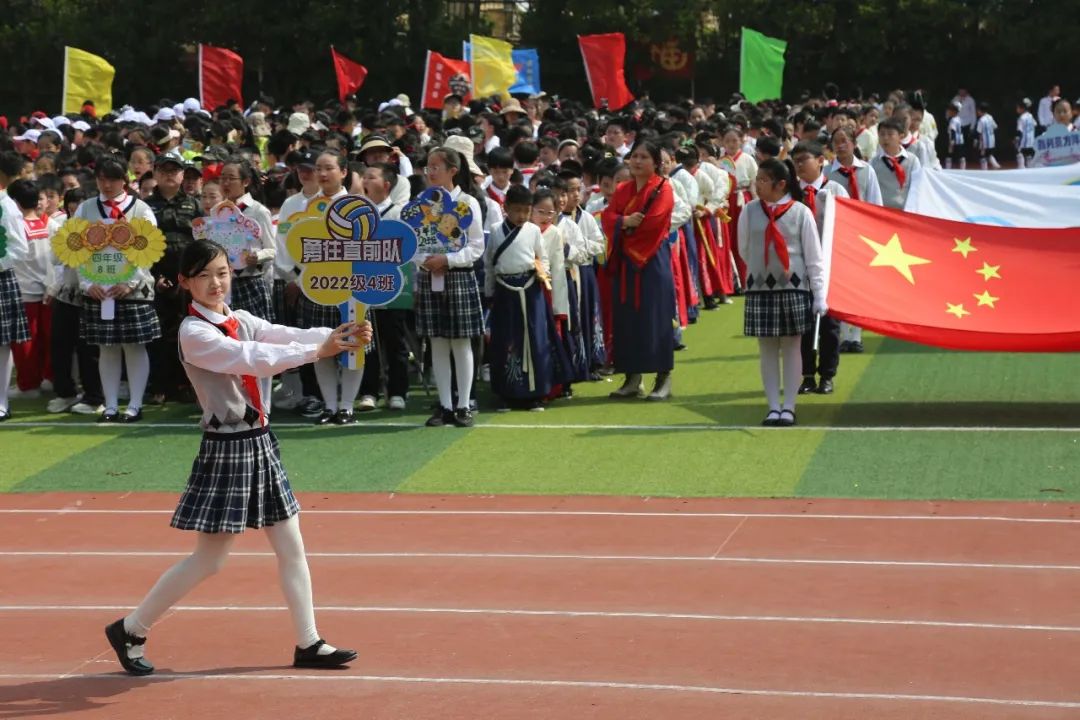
[120,408,143,423]
[333,410,357,425]
[0,408,10,422]
[105,618,154,676]
[294,639,358,669]
[797,377,817,394]
[453,408,475,428]
[426,407,454,427]
[98,409,121,423]
[817,378,835,395]
[314,410,336,426]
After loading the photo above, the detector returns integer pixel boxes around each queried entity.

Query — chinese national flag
[827,198,1080,352]
[199,44,243,111]
[421,50,471,110]
[330,47,367,102]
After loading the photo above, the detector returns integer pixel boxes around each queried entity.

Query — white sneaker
[388,395,406,411]
[357,395,377,412]
[47,396,78,413]
[40,380,54,392]
[8,387,41,399]
[71,402,104,415]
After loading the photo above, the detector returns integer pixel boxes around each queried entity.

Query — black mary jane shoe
[105,618,155,676]
[293,639,358,669]
[0,408,10,422]
[778,410,797,427]
[98,409,121,423]
[762,410,782,427]
[333,410,357,425]
[426,407,454,427]
[453,408,475,428]
[314,410,336,426]
[120,408,144,423]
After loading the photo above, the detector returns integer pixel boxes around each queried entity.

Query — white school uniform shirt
[954,95,977,128]
[947,116,964,145]
[903,134,941,171]
[573,206,605,260]
[180,301,331,431]
[1017,112,1037,149]
[736,193,825,299]
[920,110,939,142]
[484,135,501,154]
[73,193,158,296]
[412,185,485,270]
[0,191,30,270]
[390,175,411,206]
[855,125,879,161]
[669,167,699,222]
[668,171,694,232]
[376,196,401,221]
[798,175,849,236]
[976,114,998,149]
[233,192,276,280]
[558,213,590,267]
[13,215,60,301]
[483,220,546,297]
[825,157,884,206]
[1038,95,1057,127]
[726,151,759,194]
[584,192,608,215]
[540,223,569,317]
[274,189,320,281]
[697,162,731,210]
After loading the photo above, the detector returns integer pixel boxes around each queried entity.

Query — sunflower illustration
[109,222,133,250]
[122,218,166,268]
[51,218,93,267]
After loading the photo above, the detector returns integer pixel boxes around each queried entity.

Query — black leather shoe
[0,408,10,422]
[333,410,356,425]
[778,409,797,427]
[120,408,143,423]
[293,639,357,668]
[762,410,781,427]
[314,410,336,426]
[98,409,120,423]
[105,618,154,676]
[817,378,835,394]
[797,377,817,394]
[426,407,453,427]
[453,408,475,427]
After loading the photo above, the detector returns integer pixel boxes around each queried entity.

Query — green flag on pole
[740,28,787,103]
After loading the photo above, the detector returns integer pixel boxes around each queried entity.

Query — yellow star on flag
[946,302,970,318]
[952,237,977,259]
[973,290,999,308]
[976,262,1001,280]
[860,233,932,285]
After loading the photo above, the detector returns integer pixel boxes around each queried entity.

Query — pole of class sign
[286,195,418,368]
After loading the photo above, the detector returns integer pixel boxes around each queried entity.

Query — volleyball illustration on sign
[286,194,418,368]
[191,201,261,270]
[400,187,474,256]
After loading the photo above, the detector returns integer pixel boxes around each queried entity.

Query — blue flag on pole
[463,42,541,96]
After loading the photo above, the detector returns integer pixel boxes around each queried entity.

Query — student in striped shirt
[975,103,1001,170]
[1015,99,1037,168]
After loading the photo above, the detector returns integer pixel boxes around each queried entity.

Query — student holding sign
[219,159,276,321]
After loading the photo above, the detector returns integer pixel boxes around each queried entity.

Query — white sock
[781,336,803,412]
[339,367,363,411]
[0,345,11,412]
[313,358,339,413]
[1016,153,1025,169]
[430,337,453,410]
[450,338,474,410]
[99,345,123,411]
[265,516,336,654]
[849,326,862,343]
[757,337,781,412]
[960,158,967,170]
[990,155,1000,169]
[125,532,235,658]
[123,343,149,413]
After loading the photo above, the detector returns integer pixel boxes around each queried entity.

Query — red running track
[1,493,1079,719]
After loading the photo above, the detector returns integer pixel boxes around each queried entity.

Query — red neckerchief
[882,154,906,188]
[837,164,860,201]
[762,200,796,271]
[801,181,821,217]
[486,184,506,207]
[901,132,918,150]
[188,304,264,427]
[104,193,129,220]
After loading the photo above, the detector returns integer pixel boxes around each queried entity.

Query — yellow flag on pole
[63,47,115,115]
[468,34,516,100]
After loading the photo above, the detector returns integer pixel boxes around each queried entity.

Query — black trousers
[801,313,840,380]
[50,299,103,404]
[358,309,412,399]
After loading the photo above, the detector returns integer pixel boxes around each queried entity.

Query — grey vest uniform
[826,164,874,205]
[743,200,814,294]
[870,153,917,210]
[802,179,848,235]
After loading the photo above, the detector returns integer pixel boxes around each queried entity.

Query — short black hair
[513,141,540,165]
[505,184,531,207]
[877,118,905,135]
[94,155,128,180]
[487,147,514,169]
[7,179,40,210]
[0,150,25,181]
[791,140,825,158]
[367,161,398,188]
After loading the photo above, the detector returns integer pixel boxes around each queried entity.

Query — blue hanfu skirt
[489,272,555,401]
[611,242,675,375]
[577,263,606,370]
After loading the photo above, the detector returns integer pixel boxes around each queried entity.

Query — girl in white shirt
[219,159,276,320]
[104,238,368,676]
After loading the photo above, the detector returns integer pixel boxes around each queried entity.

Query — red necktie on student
[837,167,861,201]
[762,200,795,271]
[883,156,906,188]
[104,198,124,220]
[188,304,265,427]
[802,185,818,217]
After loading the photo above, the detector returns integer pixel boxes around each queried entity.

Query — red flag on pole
[330,46,367,103]
[577,33,635,111]
[198,44,243,111]
[827,197,1080,352]
[420,50,472,110]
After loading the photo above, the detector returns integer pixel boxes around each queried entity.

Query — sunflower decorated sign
[285,194,418,368]
[400,187,473,256]
[53,217,166,318]
[191,201,261,270]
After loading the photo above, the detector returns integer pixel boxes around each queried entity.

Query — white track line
[2,419,1078,433]
[0,672,1076,709]
[3,549,1080,571]
[2,508,1079,524]
[1,604,1077,634]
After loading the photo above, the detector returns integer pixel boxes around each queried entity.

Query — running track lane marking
[0,672,1077,709]
[2,604,1079,633]
[3,509,1079,524]
[4,550,1080,571]
[2,420,1079,433]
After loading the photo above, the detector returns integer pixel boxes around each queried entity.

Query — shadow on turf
[831,401,1080,428]
[0,666,290,717]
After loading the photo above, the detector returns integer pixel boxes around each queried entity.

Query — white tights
[758,336,803,412]
[429,337,473,410]
[99,344,149,413]
[124,515,328,654]
[313,358,363,413]
[0,344,11,412]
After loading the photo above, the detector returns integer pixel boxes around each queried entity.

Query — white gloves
[813,297,829,316]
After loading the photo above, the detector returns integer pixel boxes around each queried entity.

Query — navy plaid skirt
[170,427,299,533]
[0,269,29,345]
[80,299,161,345]
[415,268,483,338]
[230,275,274,321]
[743,290,813,337]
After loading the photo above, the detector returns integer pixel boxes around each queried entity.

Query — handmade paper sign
[191,200,261,270]
[52,217,165,319]
[286,195,418,368]
[400,187,473,256]
[1033,125,1080,167]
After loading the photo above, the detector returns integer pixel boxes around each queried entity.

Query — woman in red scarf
[601,141,676,400]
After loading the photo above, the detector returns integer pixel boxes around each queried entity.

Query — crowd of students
[0,82,1074,426]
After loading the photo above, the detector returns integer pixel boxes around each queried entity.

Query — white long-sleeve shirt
[737,194,825,298]
[274,189,320,281]
[412,186,485,269]
[573,207,605,259]
[0,192,29,271]
[1038,95,1057,127]
[483,220,546,297]
[540,223,568,317]
[233,192,276,280]
[668,171,694,231]
[13,215,59,301]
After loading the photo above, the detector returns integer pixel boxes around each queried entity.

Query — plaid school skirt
[80,299,161,345]
[170,427,300,533]
[230,275,274,321]
[0,269,30,345]
[743,290,813,337]
[415,268,484,339]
